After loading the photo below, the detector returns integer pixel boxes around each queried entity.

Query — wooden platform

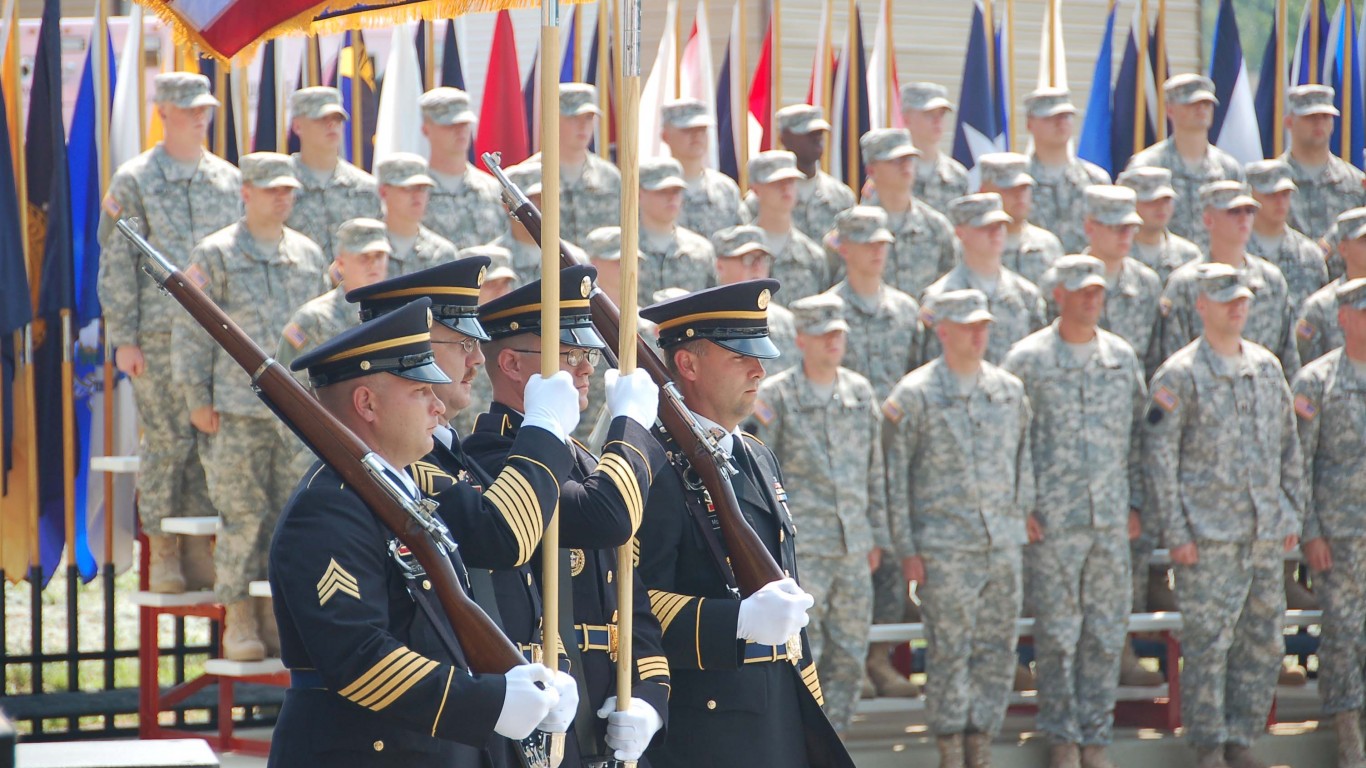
[17,738,218,767]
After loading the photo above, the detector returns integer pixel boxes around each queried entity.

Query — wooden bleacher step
[88,455,141,475]
[203,657,285,677]
[129,590,217,608]
[249,580,272,598]
[159,516,220,537]
[16,738,219,767]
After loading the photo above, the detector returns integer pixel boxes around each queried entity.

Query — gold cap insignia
[509,321,520,331]
[426,308,434,328]
[581,276,592,298]
[757,289,771,310]
[685,328,695,338]
[477,266,487,287]
[360,360,371,371]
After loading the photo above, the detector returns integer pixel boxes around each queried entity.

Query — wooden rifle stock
[483,154,782,597]
[114,219,526,674]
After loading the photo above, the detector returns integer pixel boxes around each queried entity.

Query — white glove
[522,371,582,443]
[605,369,660,429]
[535,670,580,733]
[494,664,559,740]
[735,578,814,646]
[596,696,664,762]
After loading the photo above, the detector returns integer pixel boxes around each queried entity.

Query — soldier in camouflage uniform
[1144,263,1305,768]
[1292,279,1366,768]
[751,293,890,733]
[858,128,960,298]
[661,98,743,238]
[713,226,800,369]
[1297,208,1366,364]
[1159,182,1301,376]
[171,154,330,660]
[882,289,1034,768]
[376,153,460,274]
[900,82,970,214]
[637,157,717,299]
[1281,85,1366,245]
[922,194,1047,364]
[1024,89,1112,254]
[487,162,590,285]
[1126,75,1246,249]
[743,105,856,243]
[96,72,241,594]
[548,83,620,244]
[285,87,382,258]
[822,207,922,698]
[1245,159,1330,309]
[978,152,1065,287]
[1002,256,1147,768]
[419,87,509,249]
[746,151,832,301]
[1119,167,1204,283]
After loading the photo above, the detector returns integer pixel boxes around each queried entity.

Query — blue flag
[442,21,465,90]
[331,31,378,171]
[845,8,871,191]
[0,82,31,496]
[1078,2,1118,174]
[1111,8,1160,174]
[1326,1,1364,168]
[1209,0,1263,164]
[197,57,239,165]
[560,11,578,83]
[1292,0,1331,86]
[254,40,279,152]
[717,22,738,181]
[952,0,1007,184]
[1254,9,1282,159]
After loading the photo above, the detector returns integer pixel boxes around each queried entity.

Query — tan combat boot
[1118,642,1164,686]
[146,535,186,594]
[1278,662,1308,686]
[255,596,280,658]
[1223,744,1268,768]
[1048,743,1080,768]
[1338,711,1366,768]
[222,600,266,661]
[1080,745,1118,768]
[1013,662,1036,691]
[1147,565,1178,611]
[964,733,992,768]
[935,734,964,768]
[180,535,216,591]
[860,672,877,698]
[1195,746,1229,768]
[1285,562,1319,610]
[865,642,919,697]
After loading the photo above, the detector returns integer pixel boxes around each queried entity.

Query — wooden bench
[15,738,218,767]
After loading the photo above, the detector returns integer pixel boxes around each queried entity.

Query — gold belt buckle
[528,643,544,665]
[608,623,620,662]
[785,634,803,666]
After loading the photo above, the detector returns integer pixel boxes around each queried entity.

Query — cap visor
[953,310,996,325]
[759,168,806,184]
[391,174,437,187]
[565,105,603,117]
[642,178,687,191]
[1000,173,1036,188]
[439,316,492,342]
[1033,104,1077,118]
[967,211,1013,228]
[1139,187,1178,201]
[803,319,851,335]
[431,111,477,125]
[714,335,782,360]
[318,104,350,120]
[790,119,832,134]
[255,176,303,189]
[487,267,518,282]
[1296,105,1341,117]
[353,239,394,256]
[394,360,452,385]
[562,326,607,349]
[673,116,714,128]
[1346,223,1366,241]
[1064,276,1109,292]
[920,98,955,112]
[880,146,921,161]
[724,243,771,259]
[1208,286,1255,303]
[1187,92,1219,105]
[188,94,221,109]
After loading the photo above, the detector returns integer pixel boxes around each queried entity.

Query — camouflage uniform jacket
[1246,227,1330,310]
[1159,254,1301,376]
[1131,231,1202,284]
[554,153,622,245]
[638,226,718,300]
[423,167,510,249]
[827,280,924,399]
[875,201,960,299]
[173,223,330,417]
[1295,278,1348,365]
[1144,338,1305,548]
[1291,349,1366,540]
[1027,154,1112,254]
[1004,223,1065,288]
[276,285,360,387]
[743,169,857,242]
[679,169,743,239]
[881,358,1034,556]
[286,155,381,257]
[913,153,970,215]
[752,366,892,557]
[1001,324,1147,532]
[1125,140,1245,247]
[765,227,833,302]
[921,265,1047,364]
[1281,151,1366,241]
[388,225,460,277]
[96,145,242,347]
[488,233,588,288]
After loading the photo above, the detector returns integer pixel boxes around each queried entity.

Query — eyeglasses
[510,347,603,367]
[431,338,480,354]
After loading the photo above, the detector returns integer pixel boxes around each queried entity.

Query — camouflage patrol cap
[1287,84,1340,117]
[585,227,622,262]
[749,150,805,185]
[289,86,348,120]
[1200,180,1260,211]
[1117,166,1177,201]
[1164,73,1218,106]
[1336,207,1366,240]
[559,83,602,117]
[1048,254,1108,292]
[1196,263,1254,303]
[1244,159,1298,195]
[1023,87,1076,118]
[900,81,954,113]
[335,218,393,257]
[459,244,518,284]
[926,289,994,325]
[948,193,1012,228]
[419,87,477,125]
[376,153,436,188]
[153,72,219,109]
[775,104,831,135]
[1084,185,1143,226]
[790,293,850,336]
[978,152,1035,189]
[505,162,543,197]
[713,225,772,259]
[661,98,713,129]
[640,158,687,191]
[833,206,895,244]
[1337,277,1366,309]
[860,128,920,163]
[239,152,301,189]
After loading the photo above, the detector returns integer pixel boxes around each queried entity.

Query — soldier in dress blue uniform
[635,281,850,768]
[268,299,583,767]
[464,264,674,765]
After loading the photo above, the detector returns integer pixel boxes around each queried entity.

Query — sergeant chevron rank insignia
[317,558,361,605]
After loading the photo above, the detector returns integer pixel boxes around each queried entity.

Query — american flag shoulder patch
[101,193,121,218]
[881,398,904,424]
[1294,394,1318,421]
[1296,319,1316,340]
[283,322,308,350]
[184,264,209,289]
[1153,386,1179,412]
[1159,296,1173,317]
[752,399,776,426]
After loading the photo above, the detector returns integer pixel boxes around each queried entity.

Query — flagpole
[307,34,320,87]
[95,0,115,569]
[1311,0,1321,84]
[573,4,583,83]
[1275,0,1286,156]
[884,0,894,128]
[350,27,363,169]
[1007,0,1017,149]
[1134,0,1149,156]
[1343,3,1353,163]
[12,6,36,574]
[820,1,832,172]
[598,0,610,158]
[424,21,436,90]
[846,0,858,189]
[738,1,749,192]
[617,0,642,734]
[212,62,227,158]
[1156,0,1167,139]
[772,0,781,148]
[675,0,685,95]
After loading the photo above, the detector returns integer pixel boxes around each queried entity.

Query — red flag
[748,19,773,152]
[477,10,530,169]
